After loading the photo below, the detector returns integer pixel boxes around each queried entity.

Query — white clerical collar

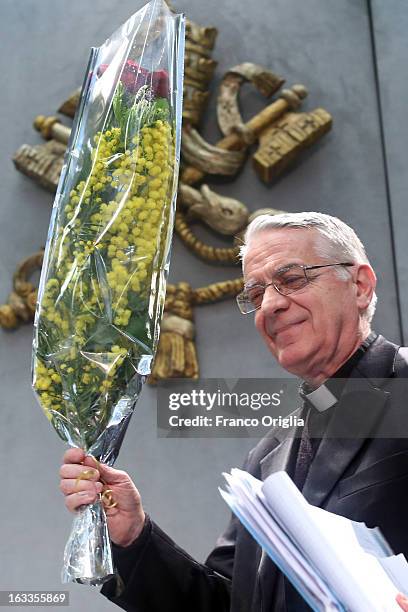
[301,384,338,412]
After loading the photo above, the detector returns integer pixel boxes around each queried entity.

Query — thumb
[91,460,130,485]
[396,594,408,610]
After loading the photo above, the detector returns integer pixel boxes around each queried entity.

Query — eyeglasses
[237,262,354,314]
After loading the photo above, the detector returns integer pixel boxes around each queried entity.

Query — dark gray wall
[0,1,406,609]
[371,0,408,341]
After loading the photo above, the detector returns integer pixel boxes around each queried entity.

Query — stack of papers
[220,469,408,612]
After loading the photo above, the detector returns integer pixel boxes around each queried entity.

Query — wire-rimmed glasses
[236,262,354,314]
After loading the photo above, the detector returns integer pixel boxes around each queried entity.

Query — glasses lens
[237,285,264,314]
[274,265,308,295]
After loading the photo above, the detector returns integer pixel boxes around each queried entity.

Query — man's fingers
[83,455,100,469]
[97,462,130,485]
[60,478,103,496]
[64,491,99,512]
[396,594,408,611]
[59,464,100,481]
[63,448,86,464]
[60,453,129,486]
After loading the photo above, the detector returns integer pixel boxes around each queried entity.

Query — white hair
[240,211,377,323]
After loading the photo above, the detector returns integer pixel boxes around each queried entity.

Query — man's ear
[354,264,377,313]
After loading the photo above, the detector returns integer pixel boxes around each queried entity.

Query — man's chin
[271,341,308,373]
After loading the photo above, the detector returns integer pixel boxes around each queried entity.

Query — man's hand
[397,594,408,611]
[59,448,146,547]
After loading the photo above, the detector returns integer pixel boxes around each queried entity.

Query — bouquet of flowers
[32,0,184,585]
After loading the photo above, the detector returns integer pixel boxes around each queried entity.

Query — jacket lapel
[302,377,389,506]
[260,406,304,481]
[256,408,303,610]
[302,334,398,507]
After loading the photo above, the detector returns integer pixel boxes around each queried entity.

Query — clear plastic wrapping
[31,0,185,585]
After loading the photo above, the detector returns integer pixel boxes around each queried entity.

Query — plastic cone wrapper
[31,0,185,585]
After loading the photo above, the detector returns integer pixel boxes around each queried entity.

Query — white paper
[220,469,406,612]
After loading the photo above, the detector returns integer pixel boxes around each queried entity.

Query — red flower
[97,60,169,98]
[151,69,169,98]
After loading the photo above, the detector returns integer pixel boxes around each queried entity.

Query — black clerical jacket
[101,334,408,612]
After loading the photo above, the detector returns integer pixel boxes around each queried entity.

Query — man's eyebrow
[244,262,302,287]
[274,262,300,273]
[244,278,263,289]
[264,262,303,277]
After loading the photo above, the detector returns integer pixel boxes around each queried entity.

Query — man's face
[243,228,361,379]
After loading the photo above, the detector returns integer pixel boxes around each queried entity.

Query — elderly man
[60,212,408,611]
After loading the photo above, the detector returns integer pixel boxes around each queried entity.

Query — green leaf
[112,82,126,126]
[127,313,151,348]
[127,291,148,313]
[84,320,121,350]
[151,98,170,123]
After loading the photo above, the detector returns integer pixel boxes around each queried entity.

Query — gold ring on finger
[74,469,95,492]
[101,489,118,509]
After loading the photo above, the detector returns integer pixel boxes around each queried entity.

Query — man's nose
[260,285,290,314]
